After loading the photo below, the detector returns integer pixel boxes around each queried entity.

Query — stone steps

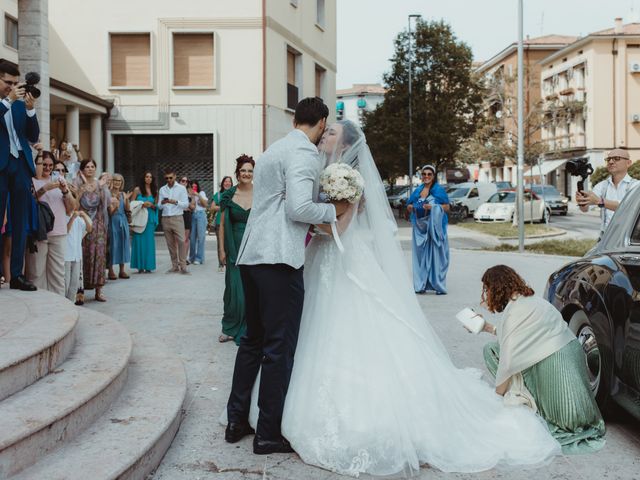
[11,333,187,480]
[0,309,132,477]
[0,290,186,480]
[0,291,78,401]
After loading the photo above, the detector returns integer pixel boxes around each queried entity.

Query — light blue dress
[409,183,450,294]
[109,192,131,266]
[130,194,158,271]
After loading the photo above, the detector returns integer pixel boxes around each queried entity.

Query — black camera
[565,157,593,193]
[23,72,41,99]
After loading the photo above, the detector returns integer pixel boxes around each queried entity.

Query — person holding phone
[0,60,40,291]
[188,179,208,265]
[26,154,76,294]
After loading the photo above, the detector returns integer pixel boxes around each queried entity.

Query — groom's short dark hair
[294,97,329,126]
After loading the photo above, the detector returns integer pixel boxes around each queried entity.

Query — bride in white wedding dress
[246,121,561,477]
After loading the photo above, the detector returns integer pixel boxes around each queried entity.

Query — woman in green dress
[218,155,254,344]
[479,265,605,454]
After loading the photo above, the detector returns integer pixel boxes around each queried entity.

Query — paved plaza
[83,232,640,480]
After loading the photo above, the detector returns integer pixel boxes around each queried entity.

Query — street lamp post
[516,0,525,252]
[408,14,421,193]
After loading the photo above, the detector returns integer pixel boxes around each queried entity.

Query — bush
[590,160,640,187]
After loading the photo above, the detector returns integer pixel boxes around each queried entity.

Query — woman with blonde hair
[108,173,131,280]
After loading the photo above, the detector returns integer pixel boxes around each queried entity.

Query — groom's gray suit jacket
[236,129,336,269]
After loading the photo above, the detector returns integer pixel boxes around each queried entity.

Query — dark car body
[545,186,640,418]
[527,184,569,215]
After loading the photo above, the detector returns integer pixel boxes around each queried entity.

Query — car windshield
[387,186,409,196]
[531,185,561,196]
[449,188,469,199]
[488,192,516,203]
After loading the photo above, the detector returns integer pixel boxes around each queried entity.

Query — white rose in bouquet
[320,163,365,204]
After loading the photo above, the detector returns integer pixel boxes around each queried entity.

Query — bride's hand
[333,200,350,217]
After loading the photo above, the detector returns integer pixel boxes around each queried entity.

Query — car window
[468,188,479,198]
[488,192,515,203]
[632,212,640,245]
[449,188,469,199]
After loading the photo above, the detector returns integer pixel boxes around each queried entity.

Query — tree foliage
[590,161,640,186]
[363,20,483,181]
[457,70,552,167]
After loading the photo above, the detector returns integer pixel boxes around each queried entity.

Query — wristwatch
[597,197,605,208]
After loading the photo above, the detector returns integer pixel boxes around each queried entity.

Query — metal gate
[113,134,214,198]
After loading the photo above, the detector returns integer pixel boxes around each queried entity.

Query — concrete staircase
[0,290,186,479]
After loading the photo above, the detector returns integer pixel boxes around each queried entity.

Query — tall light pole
[516,0,525,252]
[408,14,421,193]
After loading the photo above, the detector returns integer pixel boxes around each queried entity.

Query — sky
[336,0,640,89]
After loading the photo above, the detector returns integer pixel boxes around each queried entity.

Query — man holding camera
[0,60,40,291]
[576,148,639,235]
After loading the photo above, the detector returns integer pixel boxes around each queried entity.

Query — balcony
[287,83,299,110]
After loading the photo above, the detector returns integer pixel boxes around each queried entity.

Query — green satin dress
[484,339,605,454]
[220,187,250,345]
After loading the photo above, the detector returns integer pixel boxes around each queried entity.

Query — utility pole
[408,14,421,193]
[517,0,525,252]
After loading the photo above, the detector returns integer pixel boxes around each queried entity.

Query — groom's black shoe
[253,436,294,455]
[9,275,37,291]
[225,422,255,443]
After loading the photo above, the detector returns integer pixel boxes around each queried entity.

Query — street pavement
[84,233,640,480]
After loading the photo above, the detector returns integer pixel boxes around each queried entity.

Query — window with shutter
[110,33,151,88]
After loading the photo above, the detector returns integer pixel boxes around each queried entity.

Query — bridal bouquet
[320,163,365,204]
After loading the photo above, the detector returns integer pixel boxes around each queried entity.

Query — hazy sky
[337,0,640,89]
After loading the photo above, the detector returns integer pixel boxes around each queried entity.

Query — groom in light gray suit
[225,98,345,454]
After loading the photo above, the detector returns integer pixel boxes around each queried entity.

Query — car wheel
[560,210,568,216]
[462,206,469,218]
[540,208,550,224]
[568,310,611,411]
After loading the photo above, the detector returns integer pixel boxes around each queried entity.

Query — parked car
[447,182,497,217]
[527,184,569,215]
[387,185,411,209]
[545,186,640,417]
[473,189,551,223]
[493,181,513,191]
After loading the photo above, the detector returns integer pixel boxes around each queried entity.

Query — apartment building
[46,0,336,195]
[474,35,577,185]
[336,83,385,128]
[539,18,640,194]
[0,1,335,195]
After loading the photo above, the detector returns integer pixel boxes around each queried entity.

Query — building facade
[336,83,385,127]
[474,35,577,185]
[48,0,336,195]
[539,19,640,195]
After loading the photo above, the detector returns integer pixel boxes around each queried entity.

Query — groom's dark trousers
[227,263,304,440]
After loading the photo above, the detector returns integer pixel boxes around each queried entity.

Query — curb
[497,229,567,241]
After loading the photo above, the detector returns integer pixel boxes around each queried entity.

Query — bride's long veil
[322,121,451,361]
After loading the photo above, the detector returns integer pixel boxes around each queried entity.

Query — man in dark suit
[0,60,40,291]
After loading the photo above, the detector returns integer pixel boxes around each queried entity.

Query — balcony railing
[287,83,299,110]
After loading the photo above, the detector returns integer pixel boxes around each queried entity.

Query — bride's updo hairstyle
[234,154,255,180]
[481,265,534,313]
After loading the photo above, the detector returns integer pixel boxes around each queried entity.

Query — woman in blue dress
[130,171,158,273]
[108,173,131,279]
[407,165,450,294]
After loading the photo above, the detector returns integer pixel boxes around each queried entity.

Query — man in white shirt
[158,169,190,273]
[577,148,639,235]
[0,60,40,291]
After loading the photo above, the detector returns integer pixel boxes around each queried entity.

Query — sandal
[218,334,234,343]
[108,273,117,281]
[95,290,107,302]
[75,292,85,306]
[119,272,130,279]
